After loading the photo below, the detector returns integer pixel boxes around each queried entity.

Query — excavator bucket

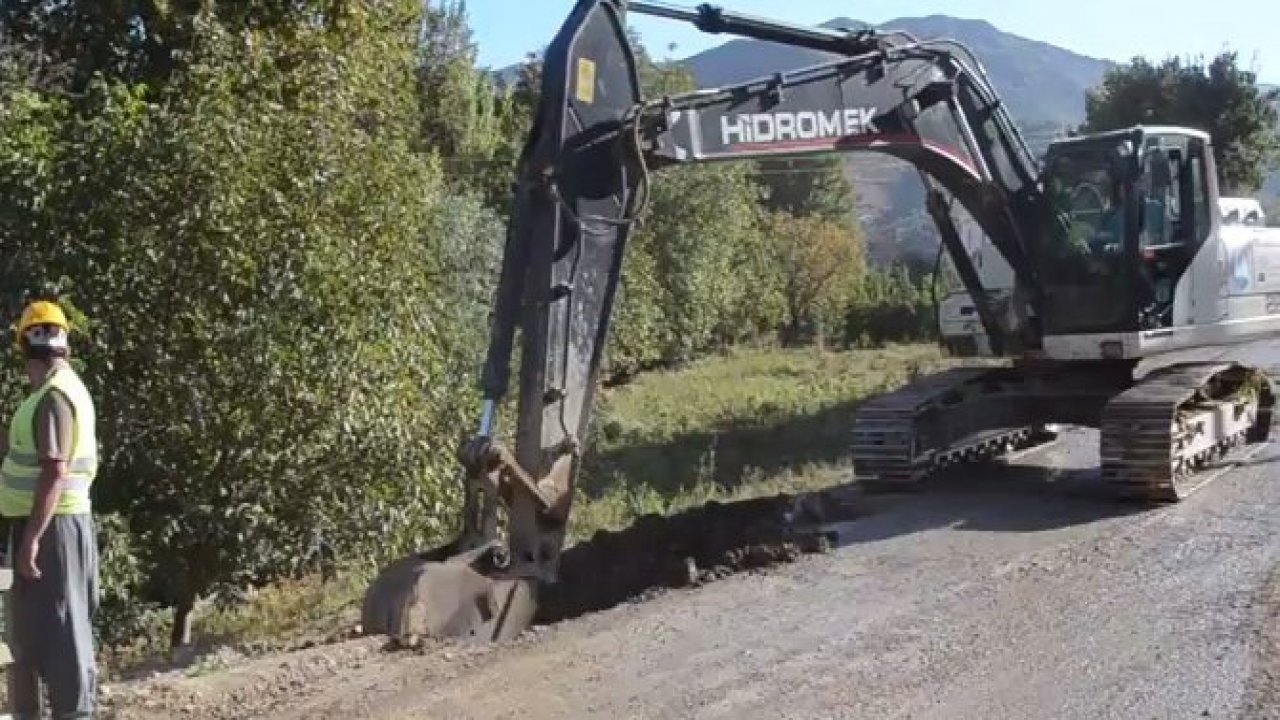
[361,543,538,643]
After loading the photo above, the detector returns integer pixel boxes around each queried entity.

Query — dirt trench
[537,489,859,624]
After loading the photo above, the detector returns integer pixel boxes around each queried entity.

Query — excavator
[360,0,1280,644]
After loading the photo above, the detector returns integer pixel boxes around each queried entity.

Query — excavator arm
[361,0,1055,643]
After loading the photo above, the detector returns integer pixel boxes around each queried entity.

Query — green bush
[0,4,493,644]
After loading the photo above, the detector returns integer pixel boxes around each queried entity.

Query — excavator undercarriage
[361,0,1280,645]
[1100,362,1273,499]
[851,360,1274,502]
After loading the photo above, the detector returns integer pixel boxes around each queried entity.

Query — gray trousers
[5,513,100,719]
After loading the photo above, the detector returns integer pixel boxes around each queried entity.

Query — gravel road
[105,341,1280,720]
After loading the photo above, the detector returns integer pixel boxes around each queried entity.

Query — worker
[1,300,100,719]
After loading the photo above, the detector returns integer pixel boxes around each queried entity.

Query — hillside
[675,15,1114,264]
[496,13,1280,260]
[496,14,1111,133]
[684,15,1112,129]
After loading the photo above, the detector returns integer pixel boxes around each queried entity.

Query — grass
[569,342,951,537]
[96,568,374,681]
[99,342,956,678]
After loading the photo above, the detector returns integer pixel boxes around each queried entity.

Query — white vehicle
[1220,196,1266,226]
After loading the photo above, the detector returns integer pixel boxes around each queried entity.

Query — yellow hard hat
[15,300,70,351]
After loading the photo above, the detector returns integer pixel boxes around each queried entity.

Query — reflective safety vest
[0,364,98,517]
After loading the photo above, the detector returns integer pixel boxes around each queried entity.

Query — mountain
[669,15,1123,263]
[493,14,1112,133]
[683,15,1113,129]
[493,14,1280,257]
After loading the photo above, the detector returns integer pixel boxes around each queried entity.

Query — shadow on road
[828,461,1148,547]
[1216,453,1280,470]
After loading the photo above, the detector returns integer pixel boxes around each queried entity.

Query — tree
[842,263,936,347]
[751,157,859,226]
[613,161,775,366]
[548,33,785,373]
[416,0,517,206]
[630,28,692,98]
[0,0,489,650]
[1080,51,1280,193]
[760,211,866,348]
[482,53,545,214]
[0,1,352,92]
[109,4,468,649]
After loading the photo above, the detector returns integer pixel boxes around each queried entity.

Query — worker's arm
[17,389,73,579]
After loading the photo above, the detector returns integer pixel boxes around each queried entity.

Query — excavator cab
[1036,127,1214,334]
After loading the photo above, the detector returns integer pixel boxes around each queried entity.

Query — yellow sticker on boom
[575,58,596,104]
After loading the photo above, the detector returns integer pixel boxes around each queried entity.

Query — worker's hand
[17,538,40,580]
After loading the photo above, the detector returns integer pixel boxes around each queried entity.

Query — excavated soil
[537,489,857,624]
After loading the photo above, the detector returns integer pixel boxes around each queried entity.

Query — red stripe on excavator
[726,133,980,177]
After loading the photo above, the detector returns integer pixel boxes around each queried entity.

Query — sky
[461,0,1280,84]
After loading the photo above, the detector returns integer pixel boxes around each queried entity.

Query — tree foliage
[760,211,865,347]
[0,1,355,91]
[844,265,936,347]
[1081,51,1280,192]
[751,158,858,226]
[0,1,496,646]
[603,37,786,372]
[615,163,776,367]
[417,0,522,207]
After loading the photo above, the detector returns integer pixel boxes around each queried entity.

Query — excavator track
[1100,362,1274,502]
[851,366,1050,486]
